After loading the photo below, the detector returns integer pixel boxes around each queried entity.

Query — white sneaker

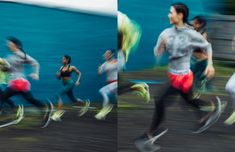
[95,104,113,120]
[51,110,65,122]
[78,100,90,117]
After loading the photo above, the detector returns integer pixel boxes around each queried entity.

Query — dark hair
[64,55,71,64]
[118,31,123,50]
[193,15,207,28]
[171,2,189,23]
[106,49,116,56]
[7,36,27,60]
[7,36,23,50]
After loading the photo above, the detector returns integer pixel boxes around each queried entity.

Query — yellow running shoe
[51,110,65,122]
[224,110,235,125]
[95,109,106,120]
[131,82,150,103]
[78,100,90,117]
[95,104,113,120]
[16,105,22,118]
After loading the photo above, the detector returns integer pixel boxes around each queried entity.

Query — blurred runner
[190,15,213,98]
[118,12,150,102]
[52,55,90,121]
[224,36,235,125]
[135,3,221,151]
[0,37,53,128]
[95,50,117,120]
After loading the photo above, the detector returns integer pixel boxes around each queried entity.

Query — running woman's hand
[56,72,61,79]
[205,64,215,80]
[75,81,80,86]
[30,73,39,80]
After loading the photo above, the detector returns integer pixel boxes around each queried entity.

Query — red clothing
[9,77,31,92]
[168,71,193,93]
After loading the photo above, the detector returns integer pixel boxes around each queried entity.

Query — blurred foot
[78,100,90,117]
[51,110,66,121]
[134,129,166,152]
[95,104,113,120]
[194,96,222,133]
[131,82,150,103]
[224,110,235,125]
[42,100,54,128]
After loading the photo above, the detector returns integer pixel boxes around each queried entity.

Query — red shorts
[168,71,193,93]
[9,77,31,92]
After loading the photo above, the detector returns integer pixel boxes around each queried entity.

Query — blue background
[0,2,116,104]
[118,0,216,70]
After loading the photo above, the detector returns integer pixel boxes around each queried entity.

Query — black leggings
[149,85,209,134]
[0,88,15,109]
[0,87,45,110]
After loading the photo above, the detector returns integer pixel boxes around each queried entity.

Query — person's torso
[104,60,118,81]
[163,27,196,73]
[60,65,72,77]
[6,51,26,79]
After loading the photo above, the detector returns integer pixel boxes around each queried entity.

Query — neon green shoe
[78,100,90,117]
[131,83,150,103]
[16,105,22,118]
[224,110,235,125]
[51,110,65,122]
[95,109,106,120]
[95,104,113,120]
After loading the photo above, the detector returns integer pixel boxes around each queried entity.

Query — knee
[99,87,108,94]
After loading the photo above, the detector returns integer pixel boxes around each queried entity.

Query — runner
[0,37,52,128]
[51,55,90,121]
[95,50,118,120]
[190,15,212,98]
[135,3,221,151]
[118,12,150,102]
[224,36,235,125]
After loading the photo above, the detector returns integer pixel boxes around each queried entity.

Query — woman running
[118,12,150,102]
[224,36,235,125]
[0,37,52,127]
[95,50,118,120]
[190,15,212,98]
[135,3,221,151]
[52,55,90,121]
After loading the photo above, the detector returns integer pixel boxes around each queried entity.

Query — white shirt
[100,59,118,82]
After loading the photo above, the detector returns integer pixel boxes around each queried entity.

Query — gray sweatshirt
[154,26,212,74]
[6,51,39,80]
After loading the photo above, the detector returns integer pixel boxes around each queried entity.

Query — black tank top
[60,65,72,77]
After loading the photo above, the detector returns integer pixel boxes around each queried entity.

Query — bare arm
[72,66,81,86]
[56,66,63,79]
[190,30,214,79]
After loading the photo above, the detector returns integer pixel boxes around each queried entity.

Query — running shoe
[51,110,66,121]
[134,128,167,152]
[131,82,150,103]
[78,100,90,117]
[95,104,113,120]
[193,96,222,133]
[42,100,54,128]
[224,110,235,125]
